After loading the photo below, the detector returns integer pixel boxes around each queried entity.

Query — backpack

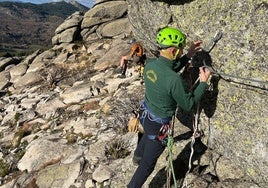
[130,42,143,57]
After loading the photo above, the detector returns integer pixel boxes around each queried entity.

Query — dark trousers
[127,109,167,188]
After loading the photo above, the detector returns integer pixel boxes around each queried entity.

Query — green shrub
[0,159,9,177]
[105,139,130,160]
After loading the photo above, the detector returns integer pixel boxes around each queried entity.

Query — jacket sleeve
[170,75,207,112]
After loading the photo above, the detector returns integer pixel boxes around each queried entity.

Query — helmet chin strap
[161,49,176,60]
[174,49,182,60]
[161,48,182,61]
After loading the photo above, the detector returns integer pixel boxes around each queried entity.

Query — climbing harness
[139,101,172,125]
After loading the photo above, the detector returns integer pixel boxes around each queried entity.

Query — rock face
[0,0,267,188]
[126,0,268,187]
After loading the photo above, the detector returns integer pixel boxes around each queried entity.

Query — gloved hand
[186,40,202,58]
[128,117,139,132]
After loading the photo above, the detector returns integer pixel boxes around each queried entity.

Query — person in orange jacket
[120,38,146,77]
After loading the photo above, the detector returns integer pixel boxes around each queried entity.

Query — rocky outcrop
[52,11,84,45]
[0,0,267,188]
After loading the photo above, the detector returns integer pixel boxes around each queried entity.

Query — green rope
[166,135,178,188]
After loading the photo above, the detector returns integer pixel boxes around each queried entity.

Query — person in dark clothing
[127,27,211,188]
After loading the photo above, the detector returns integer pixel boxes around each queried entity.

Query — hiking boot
[132,155,142,166]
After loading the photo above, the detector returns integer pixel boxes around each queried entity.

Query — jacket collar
[157,56,176,69]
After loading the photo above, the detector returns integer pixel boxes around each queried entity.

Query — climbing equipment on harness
[138,101,172,142]
[128,108,144,133]
[128,116,140,133]
[157,124,170,146]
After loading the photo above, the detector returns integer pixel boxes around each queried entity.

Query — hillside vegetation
[0,1,88,57]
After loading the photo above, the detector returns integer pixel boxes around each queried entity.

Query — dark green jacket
[144,55,208,118]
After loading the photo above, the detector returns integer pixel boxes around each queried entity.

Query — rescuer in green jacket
[128,27,211,188]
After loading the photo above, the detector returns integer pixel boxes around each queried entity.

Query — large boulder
[52,11,84,45]
[81,1,128,29]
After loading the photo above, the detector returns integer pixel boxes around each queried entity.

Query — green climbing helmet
[156,27,186,48]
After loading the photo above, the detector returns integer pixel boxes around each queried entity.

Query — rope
[202,64,268,92]
[166,135,177,188]
[166,110,178,188]
[182,102,201,188]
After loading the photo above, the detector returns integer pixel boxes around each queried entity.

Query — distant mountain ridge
[0,1,89,56]
[0,0,94,8]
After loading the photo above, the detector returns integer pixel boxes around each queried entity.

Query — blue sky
[0,0,95,7]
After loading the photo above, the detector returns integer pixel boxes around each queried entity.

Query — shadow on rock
[176,50,220,130]
[149,138,208,187]
[191,50,220,118]
[200,75,220,118]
